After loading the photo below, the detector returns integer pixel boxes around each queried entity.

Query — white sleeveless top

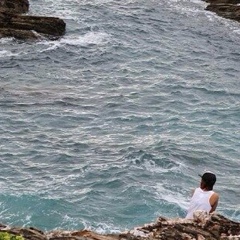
[185,187,214,219]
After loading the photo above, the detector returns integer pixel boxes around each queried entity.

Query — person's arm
[209,192,219,213]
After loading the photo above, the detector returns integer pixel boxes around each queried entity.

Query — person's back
[185,172,219,219]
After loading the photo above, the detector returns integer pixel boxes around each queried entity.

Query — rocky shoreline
[203,0,240,22]
[0,0,239,41]
[0,0,66,40]
[0,212,239,240]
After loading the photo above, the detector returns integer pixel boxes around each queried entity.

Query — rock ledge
[0,0,66,40]
[203,0,240,22]
[0,212,239,240]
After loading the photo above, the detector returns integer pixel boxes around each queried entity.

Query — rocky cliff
[0,0,66,40]
[0,212,239,240]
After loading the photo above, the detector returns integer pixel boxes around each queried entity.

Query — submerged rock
[0,0,66,40]
[203,0,240,22]
[0,212,239,240]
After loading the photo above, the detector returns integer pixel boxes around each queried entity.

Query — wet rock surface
[0,0,66,40]
[203,0,240,22]
[0,212,239,240]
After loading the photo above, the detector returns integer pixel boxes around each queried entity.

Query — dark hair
[200,172,216,190]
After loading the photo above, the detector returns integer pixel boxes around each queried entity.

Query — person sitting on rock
[185,171,219,219]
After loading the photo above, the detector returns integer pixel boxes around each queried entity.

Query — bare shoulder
[210,192,219,212]
[210,192,219,203]
[213,192,219,200]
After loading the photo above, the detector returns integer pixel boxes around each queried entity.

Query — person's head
[199,172,216,190]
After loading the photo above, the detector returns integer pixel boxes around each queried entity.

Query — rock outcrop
[0,0,238,41]
[203,0,240,22]
[0,212,239,240]
[0,0,66,40]
[0,0,29,13]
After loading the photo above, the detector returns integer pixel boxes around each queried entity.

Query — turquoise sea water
[0,0,239,233]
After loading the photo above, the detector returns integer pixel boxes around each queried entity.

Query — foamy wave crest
[233,29,240,35]
[83,221,122,234]
[0,50,18,58]
[37,31,110,52]
[37,41,62,52]
[168,0,206,16]
[0,37,14,44]
[60,31,110,46]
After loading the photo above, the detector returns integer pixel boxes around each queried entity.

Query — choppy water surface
[0,0,239,232]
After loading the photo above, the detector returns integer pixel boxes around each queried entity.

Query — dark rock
[205,0,240,3]
[0,10,66,39]
[202,0,240,22]
[0,0,66,40]
[0,28,39,40]
[0,0,29,14]
[206,3,240,22]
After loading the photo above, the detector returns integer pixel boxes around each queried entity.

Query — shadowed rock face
[206,4,240,22]
[0,10,66,39]
[0,0,29,13]
[202,0,240,22]
[0,0,66,40]
[0,212,239,240]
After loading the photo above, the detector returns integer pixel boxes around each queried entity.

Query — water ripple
[0,0,239,231]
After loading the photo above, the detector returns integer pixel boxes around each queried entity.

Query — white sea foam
[36,31,110,53]
[167,0,206,15]
[0,50,11,58]
[154,183,189,211]
[60,31,110,46]
[37,41,62,52]
[0,0,239,232]
[0,37,14,44]
[233,29,240,35]
[0,50,22,58]
[83,221,122,234]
